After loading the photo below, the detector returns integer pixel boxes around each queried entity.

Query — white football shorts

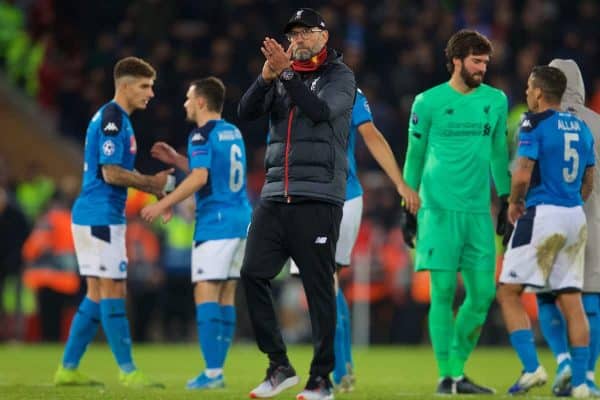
[72,224,128,279]
[335,196,363,266]
[191,238,246,282]
[500,205,587,291]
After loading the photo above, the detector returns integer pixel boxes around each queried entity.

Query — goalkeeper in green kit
[402,30,510,395]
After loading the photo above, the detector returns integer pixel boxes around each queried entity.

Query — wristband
[163,175,176,193]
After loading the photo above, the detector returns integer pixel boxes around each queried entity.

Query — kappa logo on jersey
[521,119,532,128]
[103,122,119,132]
[102,139,115,156]
[191,132,206,144]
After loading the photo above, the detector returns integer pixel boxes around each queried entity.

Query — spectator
[22,176,81,341]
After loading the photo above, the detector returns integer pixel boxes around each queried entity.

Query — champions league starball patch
[103,139,115,156]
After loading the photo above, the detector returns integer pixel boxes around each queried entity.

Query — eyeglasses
[286,28,323,41]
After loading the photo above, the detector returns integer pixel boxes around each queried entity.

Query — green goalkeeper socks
[450,307,483,377]
[429,269,495,378]
[429,271,457,377]
[450,269,495,377]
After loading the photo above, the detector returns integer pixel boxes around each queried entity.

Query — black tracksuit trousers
[241,199,342,378]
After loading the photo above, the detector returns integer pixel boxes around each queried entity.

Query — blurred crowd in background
[0,0,598,345]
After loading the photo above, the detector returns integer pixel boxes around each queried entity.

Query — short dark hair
[191,77,226,113]
[445,29,493,73]
[530,65,567,104]
[113,57,156,81]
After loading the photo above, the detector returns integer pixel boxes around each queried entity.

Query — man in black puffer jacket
[238,8,355,400]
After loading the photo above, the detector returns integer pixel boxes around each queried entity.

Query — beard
[460,66,484,88]
[293,47,313,61]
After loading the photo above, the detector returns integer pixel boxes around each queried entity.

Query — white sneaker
[296,389,334,400]
[249,364,300,398]
[507,365,548,395]
[572,383,591,398]
[296,376,334,400]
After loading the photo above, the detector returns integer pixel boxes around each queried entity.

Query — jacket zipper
[284,106,295,203]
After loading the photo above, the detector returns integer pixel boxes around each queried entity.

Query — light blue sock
[537,294,570,364]
[584,294,600,374]
[62,297,100,369]
[100,298,135,373]
[196,302,221,369]
[333,310,347,384]
[337,289,353,368]
[572,346,590,386]
[219,305,236,368]
[509,329,540,373]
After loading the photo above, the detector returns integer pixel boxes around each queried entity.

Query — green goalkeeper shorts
[415,208,495,272]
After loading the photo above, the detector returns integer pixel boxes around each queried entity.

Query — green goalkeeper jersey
[403,82,510,213]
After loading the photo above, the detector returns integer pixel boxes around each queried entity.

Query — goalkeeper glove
[496,194,513,246]
[400,205,417,248]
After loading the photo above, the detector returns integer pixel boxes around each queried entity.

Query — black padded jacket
[238,48,356,205]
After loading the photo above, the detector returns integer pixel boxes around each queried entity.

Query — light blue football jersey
[517,109,595,208]
[188,119,252,241]
[346,89,373,200]
[72,101,136,225]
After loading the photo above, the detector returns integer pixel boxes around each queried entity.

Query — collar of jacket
[296,47,343,75]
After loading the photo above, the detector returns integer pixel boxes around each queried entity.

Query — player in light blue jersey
[290,88,419,392]
[497,66,595,397]
[533,59,600,396]
[141,77,252,390]
[55,57,172,388]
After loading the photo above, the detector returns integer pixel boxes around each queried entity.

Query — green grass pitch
[0,343,560,399]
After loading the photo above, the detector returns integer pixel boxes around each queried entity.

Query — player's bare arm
[151,142,190,173]
[140,168,208,223]
[358,122,420,214]
[581,166,594,202]
[508,157,535,223]
[101,164,173,196]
